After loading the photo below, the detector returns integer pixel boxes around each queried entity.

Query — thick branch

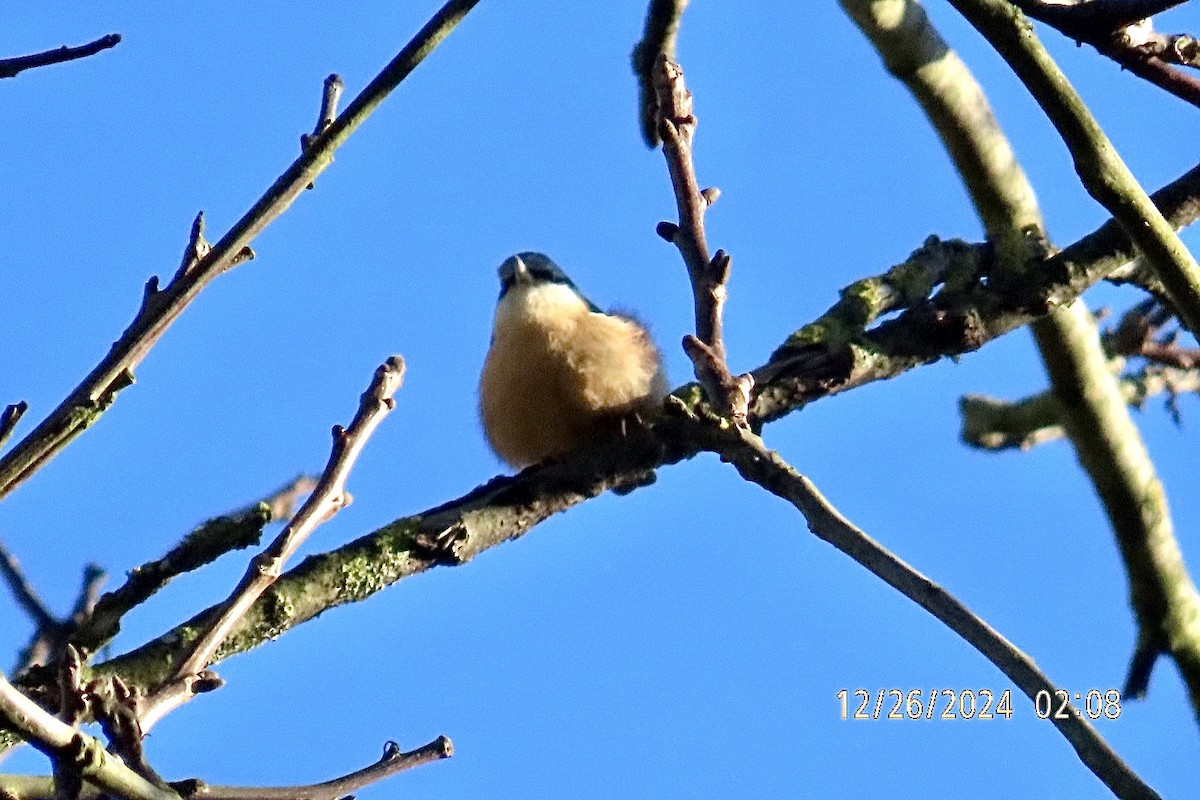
[0,35,121,80]
[916,0,1200,713]
[844,0,1200,707]
[0,0,480,501]
[1032,303,1200,702]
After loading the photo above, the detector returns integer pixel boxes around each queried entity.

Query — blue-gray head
[497,252,600,312]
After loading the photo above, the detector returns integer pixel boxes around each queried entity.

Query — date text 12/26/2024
[836,689,1123,721]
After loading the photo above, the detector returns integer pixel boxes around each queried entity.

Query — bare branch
[652,56,753,425]
[177,737,452,800]
[693,421,1160,800]
[0,674,177,800]
[0,738,451,800]
[52,648,87,800]
[0,0,481,501]
[1105,300,1200,369]
[0,35,121,80]
[960,362,1200,449]
[947,0,1200,337]
[50,163,1199,743]
[139,357,405,730]
[2,554,104,677]
[301,75,346,189]
[301,74,345,151]
[88,678,161,785]
[0,405,27,452]
[0,541,57,633]
[846,0,1200,716]
[1031,301,1200,704]
[1009,0,1200,107]
[71,475,316,656]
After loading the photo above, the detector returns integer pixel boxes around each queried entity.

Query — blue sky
[2,2,1198,797]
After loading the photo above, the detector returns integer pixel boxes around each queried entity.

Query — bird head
[496,252,601,314]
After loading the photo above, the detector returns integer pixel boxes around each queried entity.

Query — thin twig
[179,737,453,800]
[139,357,405,730]
[652,55,753,425]
[52,648,87,800]
[0,738,451,800]
[88,677,161,785]
[695,421,1161,800]
[252,474,320,521]
[960,364,1200,449]
[301,74,345,189]
[0,404,27,452]
[1105,300,1200,369]
[0,35,121,80]
[0,541,57,632]
[947,0,1200,337]
[4,557,105,676]
[0,0,480,502]
[0,674,177,800]
[301,74,345,150]
[71,475,317,656]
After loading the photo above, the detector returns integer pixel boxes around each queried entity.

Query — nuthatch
[479,252,668,468]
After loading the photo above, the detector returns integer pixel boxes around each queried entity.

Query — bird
[479,252,668,469]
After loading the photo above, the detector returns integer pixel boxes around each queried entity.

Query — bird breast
[479,284,666,467]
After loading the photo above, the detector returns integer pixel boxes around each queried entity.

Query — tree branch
[138,357,405,731]
[846,0,1200,716]
[1031,301,1200,704]
[68,475,317,658]
[946,0,1200,338]
[653,56,753,425]
[0,541,57,634]
[0,0,481,501]
[691,421,1161,800]
[923,0,1200,715]
[0,738,452,800]
[176,737,452,800]
[0,674,177,800]
[1009,0,1200,108]
[0,35,121,80]
[0,541,105,675]
[21,160,1192,752]
[960,364,1200,449]
[0,404,27,452]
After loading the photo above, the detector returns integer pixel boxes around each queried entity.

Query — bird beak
[512,255,532,285]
